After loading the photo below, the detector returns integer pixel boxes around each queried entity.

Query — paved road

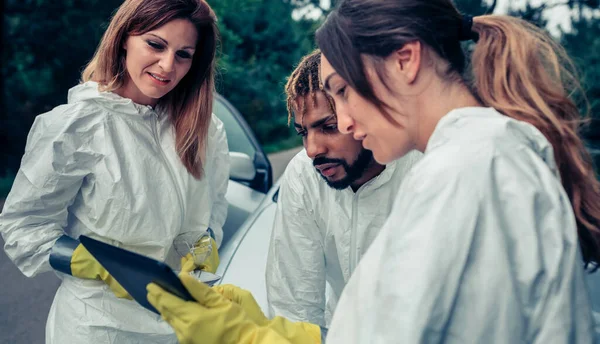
[0,147,302,343]
[0,241,59,343]
[268,146,303,182]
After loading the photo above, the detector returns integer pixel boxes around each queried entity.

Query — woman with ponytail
[145,1,598,343]
[313,0,598,342]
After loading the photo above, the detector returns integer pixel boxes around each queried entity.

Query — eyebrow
[322,72,338,92]
[294,113,336,130]
[147,33,195,50]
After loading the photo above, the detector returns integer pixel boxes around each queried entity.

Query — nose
[305,132,327,159]
[336,106,355,135]
[158,52,176,73]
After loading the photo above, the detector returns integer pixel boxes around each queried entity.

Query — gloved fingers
[198,238,219,273]
[180,273,229,308]
[111,281,133,299]
[70,244,102,280]
[180,253,197,274]
[101,271,133,299]
[147,282,191,319]
[180,252,192,266]
[147,282,168,309]
[212,284,233,299]
[148,286,203,337]
[212,284,269,325]
[210,238,220,268]
[213,284,250,304]
[191,236,212,261]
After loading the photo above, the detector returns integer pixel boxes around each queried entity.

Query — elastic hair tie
[459,15,479,42]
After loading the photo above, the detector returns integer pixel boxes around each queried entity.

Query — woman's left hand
[179,236,220,274]
[198,237,219,273]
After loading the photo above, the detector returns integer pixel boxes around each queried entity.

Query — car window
[213,97,257,159]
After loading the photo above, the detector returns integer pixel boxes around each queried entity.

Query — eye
[176,51,193,59]
[296,130,307,138]
[336,86,347,97]
[147,40,164,50]
[322,124,338,133]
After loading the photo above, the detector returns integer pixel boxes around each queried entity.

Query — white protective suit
[326,107,595,343]
[0,81,230,343]
[266,149,422,327]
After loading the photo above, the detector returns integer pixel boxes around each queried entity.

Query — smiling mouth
[148,72,170,83]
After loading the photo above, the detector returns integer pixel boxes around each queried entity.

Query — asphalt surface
[268,146,303,182]
[2,145,600,342]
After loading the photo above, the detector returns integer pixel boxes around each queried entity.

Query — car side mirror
[229,152,256,182]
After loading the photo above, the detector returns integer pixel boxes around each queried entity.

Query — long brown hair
[82,0,219,178]
[316,0,600,270]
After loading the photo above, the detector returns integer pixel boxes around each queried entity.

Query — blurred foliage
[2,0,123,179]
[453,0,497,15]
[561,14,600,169]
[562,15,600,138]
[1,0,599,195]
[1,0,312,173]
[210,0,314,151]
[502,0,600,168]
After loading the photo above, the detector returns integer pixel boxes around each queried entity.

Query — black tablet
[79,235,195,314]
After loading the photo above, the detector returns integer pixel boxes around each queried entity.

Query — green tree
[211,0,314,152]
[453,0,497,15]
[1,0,314,185]
[503,0,600,166]
[561,14,600,170]
[2,0,598,194]
[2,0,121,179]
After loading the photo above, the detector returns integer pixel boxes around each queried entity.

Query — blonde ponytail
[471,15,600,269]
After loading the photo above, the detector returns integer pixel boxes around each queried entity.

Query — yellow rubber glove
[179,237,220,274]
[71,244,132,299]
[147,274,321,344]
[213,284,270,325]
[198,236,219,273]
[213,284,320,343]
[180,253,197,274]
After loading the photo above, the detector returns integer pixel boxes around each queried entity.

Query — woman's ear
[393,40,421,84]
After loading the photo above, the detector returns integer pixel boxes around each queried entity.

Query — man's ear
[392,40,421,84]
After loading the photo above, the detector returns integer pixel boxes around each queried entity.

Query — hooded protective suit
[326,107,595,343]
[266,149,422,327]
[0,81,229,343]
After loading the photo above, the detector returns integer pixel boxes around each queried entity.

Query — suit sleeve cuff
[49,235,79,275]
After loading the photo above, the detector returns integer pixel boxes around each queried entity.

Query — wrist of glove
[214,284,321,343]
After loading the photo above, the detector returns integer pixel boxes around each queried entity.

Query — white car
[212,94,280,314]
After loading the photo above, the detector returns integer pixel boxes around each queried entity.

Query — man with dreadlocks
[265,50,422,327]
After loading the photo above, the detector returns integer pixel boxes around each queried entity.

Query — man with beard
[266,50,422,327]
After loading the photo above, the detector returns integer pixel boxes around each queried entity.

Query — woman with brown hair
[145,0,599,343]
[0,0,228,342]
